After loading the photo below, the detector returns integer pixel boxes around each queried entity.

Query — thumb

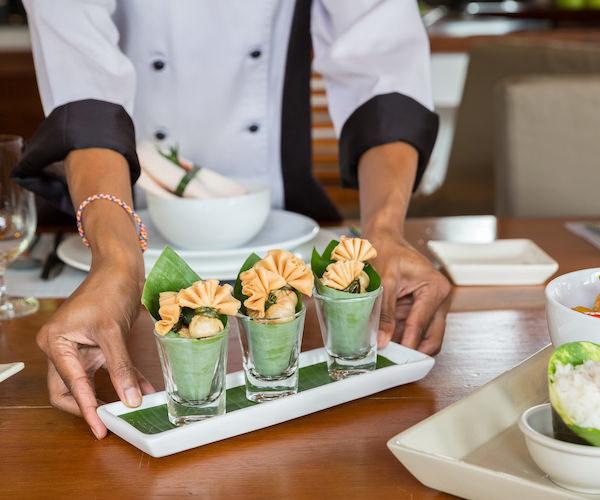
[100,333,142,408]
[377,284,396,349]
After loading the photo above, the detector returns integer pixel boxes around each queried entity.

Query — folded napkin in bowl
[136,142,247,199]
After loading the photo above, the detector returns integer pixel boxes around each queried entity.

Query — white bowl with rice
[520,403,600,494]
[545,268,600,347]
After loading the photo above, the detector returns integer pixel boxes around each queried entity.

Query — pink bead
[76,194,148,252]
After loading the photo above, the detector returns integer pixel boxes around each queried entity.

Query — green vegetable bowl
[548,341,600,447]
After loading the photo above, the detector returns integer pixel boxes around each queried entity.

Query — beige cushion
[420,40,600,216]
[495,75,600,217]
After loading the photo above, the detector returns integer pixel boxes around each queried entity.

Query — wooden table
[1,217,599,498]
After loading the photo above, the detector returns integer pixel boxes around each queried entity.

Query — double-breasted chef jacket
[14,0,438,222]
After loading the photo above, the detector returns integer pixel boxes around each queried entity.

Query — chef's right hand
[36,261,154,439]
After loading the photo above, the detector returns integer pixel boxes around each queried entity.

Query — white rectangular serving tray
[98,342,434,457]
[427,239,558,286]
[387,346,597,500]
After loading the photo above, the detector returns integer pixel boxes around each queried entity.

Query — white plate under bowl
[196,228,338,280]
[58,226,337,280]
[58,208,320,276]
[143,209,318,258]
[427,239,559,286]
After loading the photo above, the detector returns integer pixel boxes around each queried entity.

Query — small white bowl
[545,268,600,347]
[146,183,271,250]
[519,403,600,494]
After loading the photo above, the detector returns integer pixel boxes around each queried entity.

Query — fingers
[135,367,156,395]
[416,308,447,356]
[47,361,83,416]
[400,287,443,350]
[395,297,412,322]
[377,280,397,349]
[47,354,107,440]
[98,330,143,408]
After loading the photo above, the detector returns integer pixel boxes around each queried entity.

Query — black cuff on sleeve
[11,99,140,214]
[339,92,439,191]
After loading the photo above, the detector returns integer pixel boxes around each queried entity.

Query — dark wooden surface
[1,217,599,498]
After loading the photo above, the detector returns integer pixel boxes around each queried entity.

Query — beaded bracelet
[76,194,148,252]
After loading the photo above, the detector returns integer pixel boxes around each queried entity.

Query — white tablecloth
[6,228,353,299]
[6,234,86,299]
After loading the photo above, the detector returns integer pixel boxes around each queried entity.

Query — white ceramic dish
[58,209,322,278]
[566,222,600,252]
[146,183,271,250]
[387,346,599,500]
[0,362,24,383]
[520,403,600,494]
[98,342,434,458]
[58,226,335,280]
[545,268,600,347]
[427,239,558,286]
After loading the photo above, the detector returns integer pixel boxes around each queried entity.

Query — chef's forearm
[358,142,418,237]
[65,148,144,278]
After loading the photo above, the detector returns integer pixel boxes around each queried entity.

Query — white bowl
[545,268,600,347]
[146,183,271,250]
[519,403,600,494]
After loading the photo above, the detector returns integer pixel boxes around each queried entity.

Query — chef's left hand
[367,230,451,355]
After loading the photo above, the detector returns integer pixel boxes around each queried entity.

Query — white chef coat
[18,0,437,220]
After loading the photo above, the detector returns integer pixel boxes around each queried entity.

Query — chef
[15,0,451,439]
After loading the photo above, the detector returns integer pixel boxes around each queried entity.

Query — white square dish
[427,239,558,286]
[387,346,589,500]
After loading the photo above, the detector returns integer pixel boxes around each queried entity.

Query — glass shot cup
[154,325,228,425]
[235,305,306,402]
[314,286,383,380]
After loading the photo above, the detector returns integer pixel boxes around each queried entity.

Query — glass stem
[0,267,8,310]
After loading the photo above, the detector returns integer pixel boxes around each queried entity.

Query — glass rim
[153,323,230,339]
[235,302,306,322]
[312,285,383,303]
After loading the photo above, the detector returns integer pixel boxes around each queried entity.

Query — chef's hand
[367,230,451,355]
[36,262,153,439]
[358,142,452,355]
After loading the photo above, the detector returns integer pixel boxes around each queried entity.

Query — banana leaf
[233,253,262,315]
[142,246,200,320]
[548,341,600,446]
[158,329,228,401]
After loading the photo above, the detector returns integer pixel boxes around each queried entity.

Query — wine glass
[0,135,38,319]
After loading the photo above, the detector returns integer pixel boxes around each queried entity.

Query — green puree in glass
[318,282,380,358]
[161,328,227,401]
[247,311,303,377]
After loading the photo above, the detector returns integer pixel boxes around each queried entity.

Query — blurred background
[2,0,600,222]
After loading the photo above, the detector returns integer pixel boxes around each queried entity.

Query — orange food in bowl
[573,294,600,318]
